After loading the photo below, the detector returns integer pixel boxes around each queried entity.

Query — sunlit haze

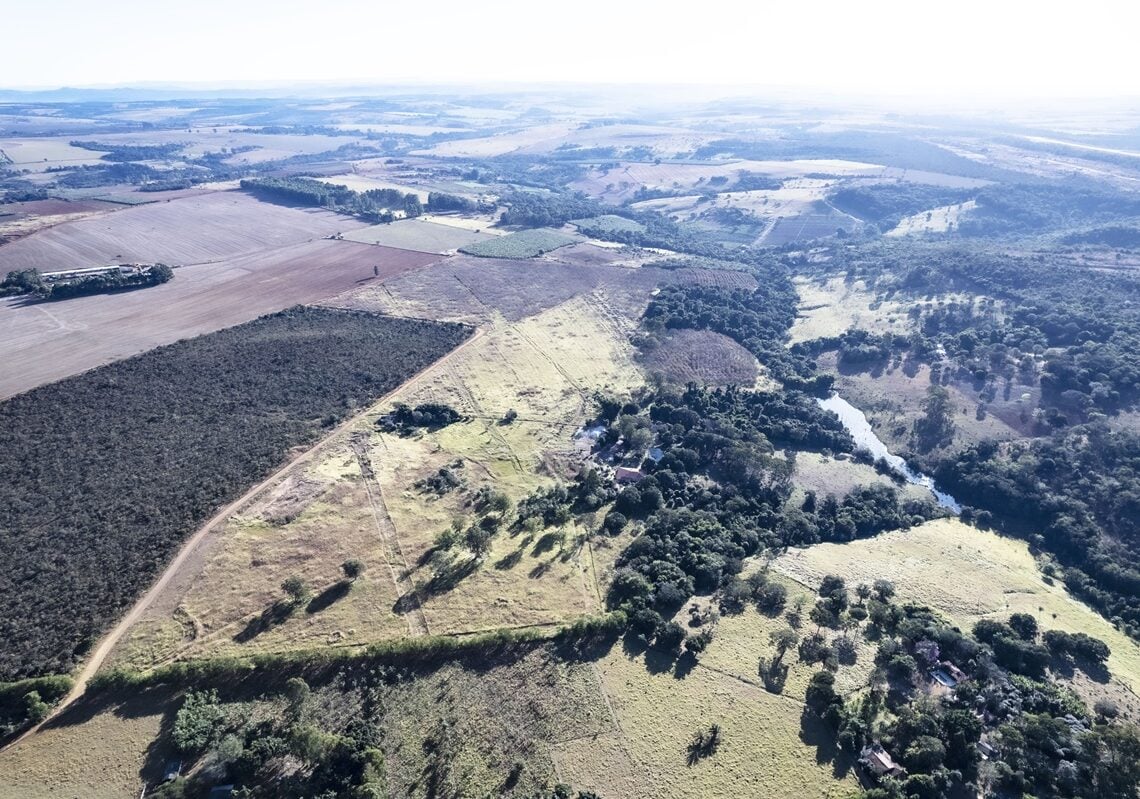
[4,0,1140,100]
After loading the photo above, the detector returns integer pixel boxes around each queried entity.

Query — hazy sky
[4,0,1139,98]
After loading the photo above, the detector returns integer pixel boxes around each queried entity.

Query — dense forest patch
[0,307,471,679]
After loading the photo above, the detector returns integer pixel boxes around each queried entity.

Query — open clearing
[316,173,430,200]
[775,519,1140,718]
[789,275,912,343]
[885,200,977,236]
[341,218,494,252]
[824,352,1027,456]
[0,240,438,399]
[0,190,366,270]
[639,328,764,388]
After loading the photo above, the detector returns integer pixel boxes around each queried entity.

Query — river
[817,394,962,513]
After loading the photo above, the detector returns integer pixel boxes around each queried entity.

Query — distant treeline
[241,176,422,222]
[69,140,186,161]
[828,184,975,229]
[426,191,493,214]
[0,307,471,679]
[1,264,173,300]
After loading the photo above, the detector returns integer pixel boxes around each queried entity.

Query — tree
[1008,612,1039,641]
[465,525,492,560]
[342,559,365,580]
[282,575,310,606]
[656,621,686,654]
[172,690,225,755]
[22,690,50,723]
[770,626,799,658]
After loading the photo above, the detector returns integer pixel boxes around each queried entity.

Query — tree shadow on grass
[426,556,479,594]
[234,600,296,643]
[495,548,524,570]
[799,707,853,779]
[306,580,352,614]
[531,531,561,556]
[673,650,698,679]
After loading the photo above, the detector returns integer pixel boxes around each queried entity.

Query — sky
[3,0,1139,100]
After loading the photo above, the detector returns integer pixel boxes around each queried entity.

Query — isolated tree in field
[342,559,365,580]
[282,575,310,606]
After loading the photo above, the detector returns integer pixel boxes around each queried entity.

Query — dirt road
[1,324,484,752]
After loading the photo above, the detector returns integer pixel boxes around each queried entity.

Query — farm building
[860,743,904,779]
[614,466,645,484]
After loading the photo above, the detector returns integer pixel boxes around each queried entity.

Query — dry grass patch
[639,329,763,388]
[790,276,911,344]
[0,687,176,799]
[565,646,860,799]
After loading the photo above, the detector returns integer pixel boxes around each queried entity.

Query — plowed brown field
[0,240,440,398]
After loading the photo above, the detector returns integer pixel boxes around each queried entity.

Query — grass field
[460,228,580,259]
[0,240,438,399]
[823,353,1026,456]
[341,218,494,252]
[0,686,176,799]
[558,637,861,799]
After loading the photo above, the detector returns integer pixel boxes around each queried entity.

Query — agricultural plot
[459,228,580,259]
[638,329,763,388]
[0,198,117,243]
[0,137,109,171]
[760,208,854,245]
[0,190,366,271]
[573,160,882,204]
[329,253,664,325]
[570,213,647,234]
[315,173,430,201]
[0,240,438,399]
[341,218,494,253]
[412,122,579,157]
[774,519,1140,718]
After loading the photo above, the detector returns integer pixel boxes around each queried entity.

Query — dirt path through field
[349,432,430,636]
[2,325,484,754]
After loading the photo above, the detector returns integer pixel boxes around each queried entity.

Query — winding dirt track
[2,324,484,753]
